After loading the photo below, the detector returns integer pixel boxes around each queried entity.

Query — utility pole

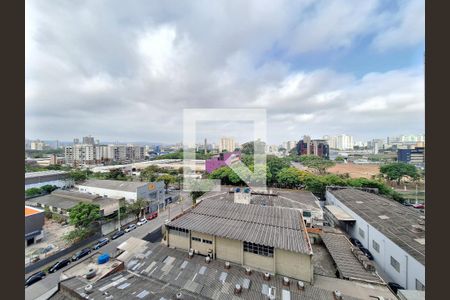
[117,198,121,230]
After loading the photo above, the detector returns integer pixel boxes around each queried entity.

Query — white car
[124,224,137,232]
[136,218,147,226]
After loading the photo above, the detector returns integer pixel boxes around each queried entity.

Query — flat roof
[324,205,356,221]
[78,179,148,192]
[327,187,425,265]
[59,242,363,300]
[25,190,119,212]
[168,198,312,254]
[25,206,44,216]
[25,170,68,179]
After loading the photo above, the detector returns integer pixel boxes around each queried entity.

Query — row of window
[168,226,189,237]
[191,236,212,244]
[243,241,274,257]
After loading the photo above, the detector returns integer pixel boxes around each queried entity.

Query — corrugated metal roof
[168,199,312,254]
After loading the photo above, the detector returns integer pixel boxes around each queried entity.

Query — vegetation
[157,174,176,192]
[380,162,419,184]
[297,155,335,174]
[25,163,72,173]
[25,148,64,159]
[190,191,205,204]
[152,149,214,160]
[25,187,45,197]
[126,198,149,218]
[68,169,91,182]
[63,227,92,244]
[40,184,58,193]
[240,140,266,155]
[334,156,346,162]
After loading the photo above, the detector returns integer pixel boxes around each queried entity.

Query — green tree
[190,191,205,205]
[157,174,176,192]
[299,155,335,175]
[241,140,266,155]
[276,167,303,188]
[380,162,419,184]
[40,184,58,194]
[68,202,101,228]
[140,165,161,182]
[335,156,346,162]
[68,170,91,183]
[126,198,149,218]
[25,187,43,197]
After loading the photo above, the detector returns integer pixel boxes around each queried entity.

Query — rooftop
[58,241,374,300]
[168,198,312,254]
[197,186,322,213]
[25,170,68,179]
[327,187,425,265]
[25,205,44,217]
[78,179,148,192]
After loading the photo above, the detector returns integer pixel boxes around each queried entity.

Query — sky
[25,0,425,145]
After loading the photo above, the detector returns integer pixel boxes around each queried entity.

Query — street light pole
[118,198,121,230]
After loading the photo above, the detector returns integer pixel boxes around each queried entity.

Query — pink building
[205,151,241,173]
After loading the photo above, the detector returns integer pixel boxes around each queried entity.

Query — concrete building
[77,179,165,212]
[205,151,241,173]
[165,198,314,283]
[296,136,329,159]
[82,135,95,145]
[219,137,236,153]
[25,170,72,190]
[25,206,45,247]
[26,189,119,217]
[325,187,425,291]
[30,140,45,150]
[397,147,425,167]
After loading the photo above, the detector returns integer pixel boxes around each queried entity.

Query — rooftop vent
[224,261,230,269]
[333,290,343,300]
[176,292,183,299]
[245,267,252,275]
[234,284,242,295]
[297,281,305,290]
[263,272,271,281]
[283,277,290,286]
[205,256,211,263]
[84,284,93,294]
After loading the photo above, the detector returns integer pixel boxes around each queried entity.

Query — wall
[25,179,72,190]
[326,191,425,290]
[101,214,137,235]
[275,249,313,283]
[215,237,241,264]
[168,232,189,250]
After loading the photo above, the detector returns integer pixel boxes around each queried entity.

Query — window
[202,239,213,244]
[390,256,400,272]
[191,237,201,242]
[243,241,274,257]
[359,227,365,239]
[372,240,380,253]
[416,279,425,291]
[303,211,312,218]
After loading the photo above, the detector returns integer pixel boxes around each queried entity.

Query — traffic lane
[25,269,62,300]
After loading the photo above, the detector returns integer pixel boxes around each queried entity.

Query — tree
[299,155,335,175]
[334,156,345,162]
[380,163,419,184]
[68,170,90,183]
[241,140,266,155]
[140,165,160,182]
[276,167,303,188]
[26,187,43,197]
[127,198,149,218]
[190,191,205,205]
[157,174,176,192]
[68,202,101,228]
[106,168,128,180]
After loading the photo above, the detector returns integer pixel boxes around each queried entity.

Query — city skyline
[26,1,424,145]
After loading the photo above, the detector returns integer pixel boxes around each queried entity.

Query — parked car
[92,238,110,250]
[71,248,92,261]
[25,271,46,287]
[111,230,125,240]
[124,224,137,232]
[137,218,147,226]
[147,211,158,220]
[360,248,374,260]
[388,282,405,294]
[349,237,363,249]
[48,259,71,273]
[413,203,425,209]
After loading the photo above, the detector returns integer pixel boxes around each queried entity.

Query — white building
[77,179,165,212]
[25,170,73,190]
[325,187,425,291]
[219,137,236,153]
[30,140,45,150]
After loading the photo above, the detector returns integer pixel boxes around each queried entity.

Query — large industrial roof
[168,198,312,254]
[58,242,365,300]
[78,179,148,192]
[327,187,425,265]
[25,206,43,217]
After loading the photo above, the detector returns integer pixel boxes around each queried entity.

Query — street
[25,196,192,300]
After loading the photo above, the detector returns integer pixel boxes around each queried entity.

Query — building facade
[219,137,236,153]
[397,147,425,167]
[296,136,329,159]
[25,206,45,247]
[205,151,241,173]
[325,187,425,291]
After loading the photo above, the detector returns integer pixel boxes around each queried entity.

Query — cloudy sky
[26,0,424,145]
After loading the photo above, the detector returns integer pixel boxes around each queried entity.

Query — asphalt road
[25,197,192,300]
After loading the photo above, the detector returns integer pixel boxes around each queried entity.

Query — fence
[25,231,102,274]
[100,213,138,235]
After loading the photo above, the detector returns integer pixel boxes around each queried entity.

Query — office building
[325,187,425,291]
[397,147,425,166]
[323,135,354,150]
[296,136,329,159]
[30,140,45,150]
[205,151,241,173]
[219,137,236,153]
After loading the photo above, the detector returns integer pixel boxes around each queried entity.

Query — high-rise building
[296,136,329,159]
[219,137,236,153]
[73,138,79,144]
[30,140,45,150]
[324,135,353,150]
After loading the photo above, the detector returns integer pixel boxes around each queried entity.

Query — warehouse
[25,206,45,247]
[165,198,314,283]
[25,170,73,190]
[325,187,425,291]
